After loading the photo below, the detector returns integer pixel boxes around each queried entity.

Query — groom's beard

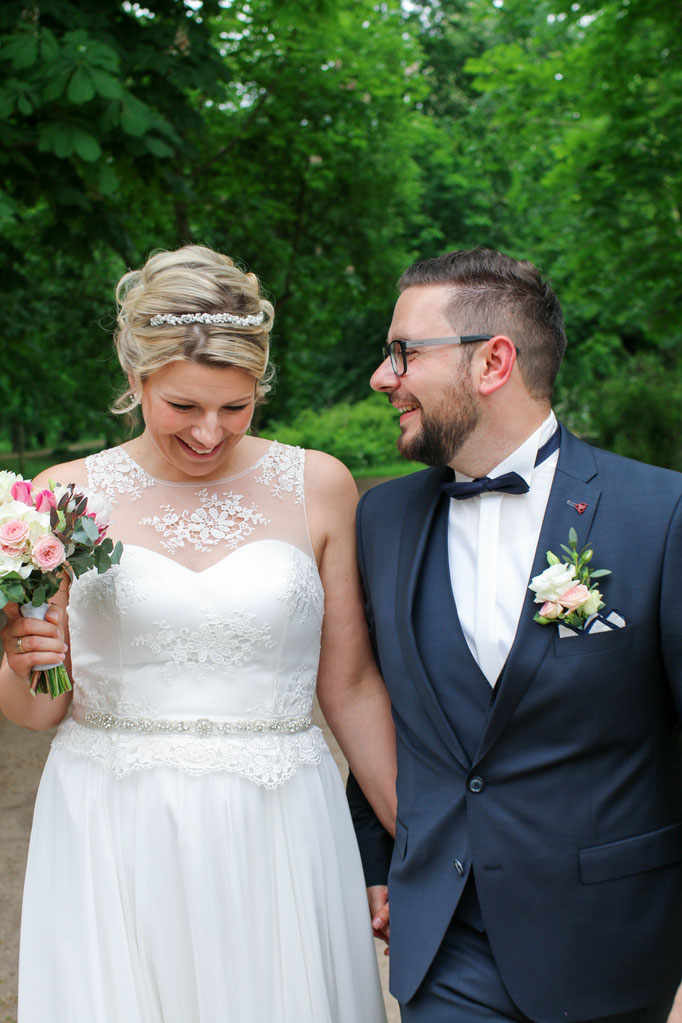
[396,376,479,467]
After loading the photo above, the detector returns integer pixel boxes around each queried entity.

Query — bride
[0,246,395,1022]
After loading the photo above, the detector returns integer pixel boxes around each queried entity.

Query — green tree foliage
[1,0,680,471]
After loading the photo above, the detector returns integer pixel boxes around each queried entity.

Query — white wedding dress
[18,442,386,1023]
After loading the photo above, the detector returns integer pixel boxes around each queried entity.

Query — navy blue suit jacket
[350,424,682,1020]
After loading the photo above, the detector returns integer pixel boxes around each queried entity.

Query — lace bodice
[53,443,327,787]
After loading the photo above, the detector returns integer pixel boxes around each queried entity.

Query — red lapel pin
[567,500,587,514]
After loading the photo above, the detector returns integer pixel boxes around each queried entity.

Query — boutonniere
[529,527,611,630]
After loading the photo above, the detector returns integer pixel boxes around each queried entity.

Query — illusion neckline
[115,440,280,488]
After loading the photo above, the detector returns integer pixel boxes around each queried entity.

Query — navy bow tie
[441,426,560,501]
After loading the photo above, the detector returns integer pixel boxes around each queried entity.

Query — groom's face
[371,285,480,467]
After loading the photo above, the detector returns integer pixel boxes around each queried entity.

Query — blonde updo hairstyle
[113,245,274,415]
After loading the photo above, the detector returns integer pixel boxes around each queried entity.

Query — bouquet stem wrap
[20,602,72,698]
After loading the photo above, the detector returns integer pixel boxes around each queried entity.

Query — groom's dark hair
[398,248,567,401]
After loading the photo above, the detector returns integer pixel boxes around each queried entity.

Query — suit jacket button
[468,776,485,793]
[454,859,465,876]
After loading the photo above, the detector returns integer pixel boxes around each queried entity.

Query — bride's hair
[112,245,275,415]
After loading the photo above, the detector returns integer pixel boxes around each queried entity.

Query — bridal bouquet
[0,471,122,697]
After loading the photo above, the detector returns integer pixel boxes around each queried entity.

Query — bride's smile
[134,361,258,482]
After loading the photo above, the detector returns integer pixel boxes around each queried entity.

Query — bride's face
[138,361,257,480]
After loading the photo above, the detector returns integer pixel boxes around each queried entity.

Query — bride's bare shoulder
[302,449,358,507]
[30,453,95,491]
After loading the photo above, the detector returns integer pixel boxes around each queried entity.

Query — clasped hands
[368,884,390,955]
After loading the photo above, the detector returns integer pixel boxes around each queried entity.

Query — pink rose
[31,535,66,572]
[34,489,57,513]
[11,480,34,506]
[558,584,590,612]
[0,518,30,553]
[539,600,563,620]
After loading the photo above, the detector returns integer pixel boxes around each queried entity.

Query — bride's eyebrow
[164,393,254,404]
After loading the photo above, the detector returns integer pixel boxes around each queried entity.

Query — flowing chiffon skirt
[19,744,386,1023]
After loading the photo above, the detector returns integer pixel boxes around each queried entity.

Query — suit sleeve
[346,490,395,885]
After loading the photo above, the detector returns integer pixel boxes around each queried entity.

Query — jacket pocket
[579,821,682,884]
[553,623,635,657]
[394,816,408,860]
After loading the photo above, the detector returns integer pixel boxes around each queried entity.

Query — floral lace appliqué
[132,607,274,682]
[51,720,328,788]
[141,490,269,554]
[71,563,145,621]
[277,549,324,623]
[85,448,155,504]
[272,664,317,717]
[72,663,155,719]
[254,442,304,502]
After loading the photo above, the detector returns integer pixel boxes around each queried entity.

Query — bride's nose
[190,414,222,448]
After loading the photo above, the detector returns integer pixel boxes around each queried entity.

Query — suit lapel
[395,468,470,771]
[476,426,602,762]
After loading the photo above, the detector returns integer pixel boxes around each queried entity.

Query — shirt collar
[455,411,557,484]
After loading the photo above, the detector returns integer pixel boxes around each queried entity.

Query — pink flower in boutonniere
[529,528,611,630]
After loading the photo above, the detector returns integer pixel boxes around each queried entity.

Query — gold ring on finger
[16,637,23,653]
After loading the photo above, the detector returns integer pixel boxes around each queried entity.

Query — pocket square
[558,609,627,639]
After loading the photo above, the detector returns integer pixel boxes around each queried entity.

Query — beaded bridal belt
[71,704,313,737]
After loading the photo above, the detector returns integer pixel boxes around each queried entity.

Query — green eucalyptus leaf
[589,569,612,579]
[4,581,26,602]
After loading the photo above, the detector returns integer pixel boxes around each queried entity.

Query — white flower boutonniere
[529,527,611,630]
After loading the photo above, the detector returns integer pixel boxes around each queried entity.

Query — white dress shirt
[447,411,559,686]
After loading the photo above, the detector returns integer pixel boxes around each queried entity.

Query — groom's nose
[370,355,399,392]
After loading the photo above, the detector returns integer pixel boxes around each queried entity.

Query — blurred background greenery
[1,0,680,477]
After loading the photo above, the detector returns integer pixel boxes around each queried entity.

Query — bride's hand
[1,602,67,683]
[368,885,390,953]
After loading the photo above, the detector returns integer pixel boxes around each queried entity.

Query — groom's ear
[476,335,517,396]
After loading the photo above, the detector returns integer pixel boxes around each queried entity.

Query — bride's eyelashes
[166,401,251,413]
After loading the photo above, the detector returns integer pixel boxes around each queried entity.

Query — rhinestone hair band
[149,311,265,327]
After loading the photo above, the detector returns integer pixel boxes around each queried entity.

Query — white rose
[529,562,577,603]
[0,471,21,504]
[0,550,33,580]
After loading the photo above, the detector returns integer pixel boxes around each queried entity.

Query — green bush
[262,395,416,476]
[584,354,682,471]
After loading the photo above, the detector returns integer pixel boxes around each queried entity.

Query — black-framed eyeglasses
[382,336,493,376]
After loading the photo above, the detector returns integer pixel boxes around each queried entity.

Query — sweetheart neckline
[121,539,318,577]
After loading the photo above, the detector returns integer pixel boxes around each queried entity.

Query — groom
[348,248,682,1021]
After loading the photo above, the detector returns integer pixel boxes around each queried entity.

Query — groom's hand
[367,885,390,954]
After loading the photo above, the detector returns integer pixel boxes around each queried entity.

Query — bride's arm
[306,451,397,837]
